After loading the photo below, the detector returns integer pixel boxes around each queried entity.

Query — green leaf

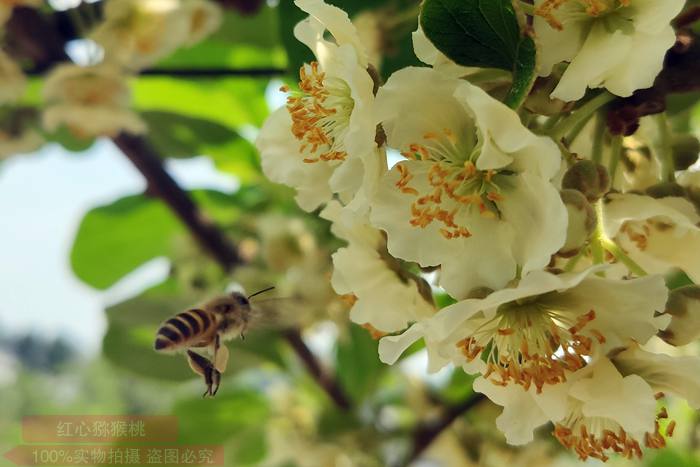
[142,111,261,181]
[420,0,536,108]
[335,324,385,403]
[503,35,537,109]
[173,389,270,444]
[132,77,270,129]
[420,0,519,70]
[70,191,243,290]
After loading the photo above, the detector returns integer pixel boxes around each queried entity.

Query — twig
[112,133,243,270]
[674,6,700,28]
[400,393,486,466]
[282,329,352,410]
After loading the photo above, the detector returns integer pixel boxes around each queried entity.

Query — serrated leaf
[421,0,536,108]
[420,0,519,70]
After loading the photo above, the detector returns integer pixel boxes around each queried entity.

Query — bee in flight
[153,286,275,397]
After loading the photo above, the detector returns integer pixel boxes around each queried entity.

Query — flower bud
[645,182,686,199]
[562,160,610,202]
[659,285,700,346]
[558,189,597,256]
[672,134,700,171]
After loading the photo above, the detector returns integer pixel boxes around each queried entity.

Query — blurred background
[1,0,700,466]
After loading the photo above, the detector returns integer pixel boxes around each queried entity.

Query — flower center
[396,129,508,240]
[536,0,631,30]
[282,62,354,164]
[456,303,606,393]
[554,397,674,462]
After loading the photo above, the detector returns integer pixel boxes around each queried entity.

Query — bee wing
[249,296,306,330]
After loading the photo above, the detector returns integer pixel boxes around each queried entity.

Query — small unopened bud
[645,182,686,199]
[562,160,611,201]
[659,285,700,346]
[672,134,700,171]
[558,189,597,256]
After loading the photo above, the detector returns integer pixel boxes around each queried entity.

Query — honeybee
[153,286,275,397]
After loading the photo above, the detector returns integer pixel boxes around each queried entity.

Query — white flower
[603,193,700,282]
[534,0,685,101]
[552,358,665,461]
[369,67,567,298]
[322,201,434,333]
[476,357,674,461]
[91,0,194,69]
[42,64,146,138]
[379,268,668,391]
[0,50,26,104]
[255,0,376,212]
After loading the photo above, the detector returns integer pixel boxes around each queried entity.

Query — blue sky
[0,141,237,354]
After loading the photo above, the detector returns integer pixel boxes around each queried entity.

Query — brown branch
[674,6,700,29]
[400,393,486,466]
[112,133,243,270]
[282,329,352,410]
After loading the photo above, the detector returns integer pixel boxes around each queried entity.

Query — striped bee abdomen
[154,308,214,352]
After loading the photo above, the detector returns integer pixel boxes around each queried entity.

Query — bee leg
[214,345,229,373]
[186,350,221,398]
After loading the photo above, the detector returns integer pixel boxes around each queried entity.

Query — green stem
[600,238,648,277]
[542,113,563,131]
[591,200,607,266]
[563,248,586,272]
[550,92,615,141]
[519,1,535,15]
[593,199,648,276]
[655,113,675,182]
[591,114,606,164]
[608,134,623,187]
[566,110,595,145]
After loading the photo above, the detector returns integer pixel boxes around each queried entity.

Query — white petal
[378,323,426,365]
[552,23,634,101]
[375,67,472,150]
[603,28,676,98]
[497,172,568,274]
[614,344,700,409]
[548,274,669,348]
[256,108,334,211]
[294,0,368,67]
[570,358,657,435]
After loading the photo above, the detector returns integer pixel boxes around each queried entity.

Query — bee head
[211,293,250,315]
